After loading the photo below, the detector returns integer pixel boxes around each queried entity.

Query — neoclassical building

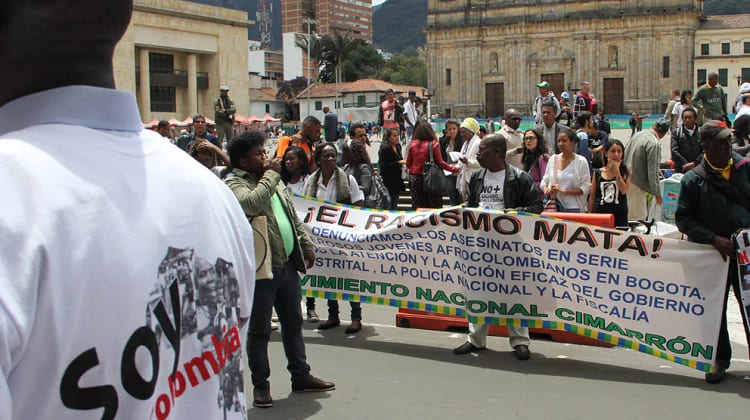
[114,0,251,122]
[425,0,704,118]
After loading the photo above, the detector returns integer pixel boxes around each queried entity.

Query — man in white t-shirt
[453,133,543,360]
[403,91,419,141]
[0,2,255,419]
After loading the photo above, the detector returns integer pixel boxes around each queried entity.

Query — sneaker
[513,344,531,360]
[292,374,336,392]
[307,309,320,322]
[270,321,279,331]
[705,366,727,384]
[452,342,485,355]
[253,387,273,408]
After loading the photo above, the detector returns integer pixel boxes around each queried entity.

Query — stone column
[138,48,150,118]
[187,53,198,116]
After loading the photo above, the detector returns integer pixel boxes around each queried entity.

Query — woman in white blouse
[281,146,310,196]
[540,129,591,212]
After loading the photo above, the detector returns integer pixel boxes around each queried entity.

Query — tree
[319,30,367,84]
[294,33,324,83]
[276,76,308,121]
[342,45,385,81]
[380,55,427,88]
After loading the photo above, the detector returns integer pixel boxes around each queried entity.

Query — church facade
[425,0,704,118]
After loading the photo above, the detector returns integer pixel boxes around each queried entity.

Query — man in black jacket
[675,120,750,384]
[453,133,542,360]
[670,107,702,172]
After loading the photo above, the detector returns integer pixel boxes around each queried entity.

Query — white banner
[734,229,750,336]
[293,196,727,372]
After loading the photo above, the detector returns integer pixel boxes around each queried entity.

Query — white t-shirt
[310,172,364,204]
[285,175,309,196]
[0,86,254,420]
[478,170,506,210]
[556,162,581,210]
[737,104,750,119]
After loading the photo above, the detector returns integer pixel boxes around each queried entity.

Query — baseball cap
[561,92,570,99]
[740,82,750,94]
[220,85,230,91]
[536,81,550,88]
[653,118,670,132]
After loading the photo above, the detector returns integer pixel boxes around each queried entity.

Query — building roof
[699,14,750,30]
[249,88,280,103]
[297,79,425,99]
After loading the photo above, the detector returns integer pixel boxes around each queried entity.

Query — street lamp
[302,18,318,118]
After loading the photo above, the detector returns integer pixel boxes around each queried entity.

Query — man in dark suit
[535,100,567,154]
[323,106,338,143]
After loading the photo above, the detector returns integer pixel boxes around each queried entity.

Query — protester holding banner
[588,139,630,227]
[225,131,335,407]
[406,122,460,209]
[540,130,592,212]
[453,132,543,359]
[304,143,366,333]
[675,120,750,384]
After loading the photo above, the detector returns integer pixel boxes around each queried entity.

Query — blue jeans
[327,300,362,321]
[246,261,310,388]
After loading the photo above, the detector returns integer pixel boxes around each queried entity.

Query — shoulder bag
[423,140,449,195]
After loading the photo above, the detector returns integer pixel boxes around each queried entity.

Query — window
[446,68,452,86]
[357,95,366,107]
[336,100,341,109]
[265,104,270,113]
[700,43,709,56]
[721,42,730,55]
[743,68,750,84]
[662,57,670,78]
[745,42,750,54]
[719,68,728,86]
[315,101,322,110]
[150,86,175,112]
[149,53,173,74]
[697,69,707,85]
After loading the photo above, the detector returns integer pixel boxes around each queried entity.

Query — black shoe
[253,387,272,408]
[317,319,340,330]
[345,320,362,334]
[292,374,336,392]
[705,366,727,384]
[513,345,531,360]
[453,342,485,355]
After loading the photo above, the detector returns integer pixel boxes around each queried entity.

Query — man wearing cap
[675,120,750,384]
[734,83,750,114]
[403,90,419,142]
[557,92,573,127]
[623,118,668,220]
[532,81,561,125]
[214,85,236,145]
[457,117,481,200]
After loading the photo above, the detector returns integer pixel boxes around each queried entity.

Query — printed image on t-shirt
[146,247,246,419]
[478,170,506,210]
[599,179,620,205]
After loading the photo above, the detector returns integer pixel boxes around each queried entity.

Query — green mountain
[372,0,427,54]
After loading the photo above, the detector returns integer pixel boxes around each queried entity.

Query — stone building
[114,0,251,122]
[425,0,704,118]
